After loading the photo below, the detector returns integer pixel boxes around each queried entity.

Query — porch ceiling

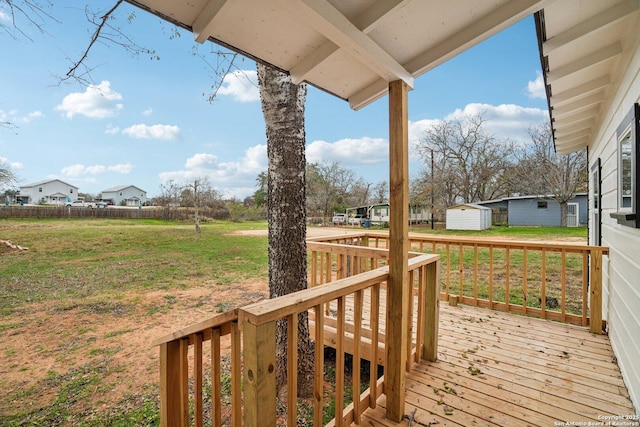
[537,0,640,155]
[125,0,546,110]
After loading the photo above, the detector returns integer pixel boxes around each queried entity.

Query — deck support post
[589,249,603,334]
[385,79,410,422]
[423,260,440,361]
[243,321,276,427]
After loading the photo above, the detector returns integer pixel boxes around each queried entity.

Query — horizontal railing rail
[311,232,607,334]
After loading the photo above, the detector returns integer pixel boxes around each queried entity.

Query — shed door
[566,203,579,227]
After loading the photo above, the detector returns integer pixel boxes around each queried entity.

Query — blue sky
[0,2,549,200]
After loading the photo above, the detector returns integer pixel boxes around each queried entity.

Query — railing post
[590,249,603,334]
[386,79,410,422]
[159,340,188,427]
[243,320,277,427]
[423,260,440,361]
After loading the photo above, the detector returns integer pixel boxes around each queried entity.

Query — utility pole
[431,148,435,230]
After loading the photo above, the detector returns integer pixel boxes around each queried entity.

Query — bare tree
[157,180,181,220]
[371,180,389,204]
[513,122,587,226]
[0,161,18,191]
[306,160,364,218]
[415,113,515,209]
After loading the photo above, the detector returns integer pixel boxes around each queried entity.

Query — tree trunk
[257,63,315,398]
[560,201,567,227]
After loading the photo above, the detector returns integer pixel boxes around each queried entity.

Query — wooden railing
[153,309,242,426]
[311,232,608,334]
[154,242,440,427]
[241,252,439,427]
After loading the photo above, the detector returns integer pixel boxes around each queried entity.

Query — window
[38,187,42,192]
[611,103,640,228]
[537,201,548,209]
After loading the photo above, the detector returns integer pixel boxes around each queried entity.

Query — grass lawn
[0,219,587,425]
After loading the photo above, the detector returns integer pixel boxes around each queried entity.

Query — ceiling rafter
[550,75,610,106]
[553,119,594,135]
[193,0,230,43]
[546,43,622,83]
[552,92,602,116]
[542,0,638,55]
[284,0,414,88]
[555,138,589,155]
[291,1,410,85]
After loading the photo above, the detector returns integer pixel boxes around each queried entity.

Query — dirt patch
[0,280,269,419]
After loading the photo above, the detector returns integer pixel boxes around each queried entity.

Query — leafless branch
[0,0,57,41]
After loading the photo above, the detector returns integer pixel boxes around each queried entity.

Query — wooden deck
[326,303,635,426]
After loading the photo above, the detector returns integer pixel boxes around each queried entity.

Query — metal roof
[125,0,545,110]
[535,0,640,154]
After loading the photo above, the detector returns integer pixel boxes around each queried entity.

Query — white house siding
[588,35,640,412]
[101,186,147,206]
[19,180,79,205]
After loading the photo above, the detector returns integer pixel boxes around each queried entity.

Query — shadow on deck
[333,303,634,426]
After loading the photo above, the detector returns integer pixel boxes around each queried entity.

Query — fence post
[243,320,276,427]
[589,249,603,334]
[423,259,440,361]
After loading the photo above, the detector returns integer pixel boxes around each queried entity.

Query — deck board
[320,301,635,426]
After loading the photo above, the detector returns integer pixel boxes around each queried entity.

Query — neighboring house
[536,2,640,411]
[18,179,79,205]
[101,185,148,207]
[477,193,588,227]
[446,203,492,231]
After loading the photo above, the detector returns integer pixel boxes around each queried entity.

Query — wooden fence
[0,205,229,221]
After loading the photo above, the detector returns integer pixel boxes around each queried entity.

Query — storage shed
[446,203,492,231]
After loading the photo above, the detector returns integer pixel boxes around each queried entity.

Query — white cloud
[55,81,123,119]
[105,124,120,135]
[159,145,268,198]
[527,71,546,99]
[0,156,23,169]
[61,163,134,177]
[218,70,259,102]
[122,124,181,141]
[307,137,388,166]
[0,109,43,125]
[444,103,548,143]
[142,108,153,116]
[0,9,9,22]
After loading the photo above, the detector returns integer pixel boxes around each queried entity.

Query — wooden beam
[285,0,414,87]
[192,0,230,43]
[386,79,409,422]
